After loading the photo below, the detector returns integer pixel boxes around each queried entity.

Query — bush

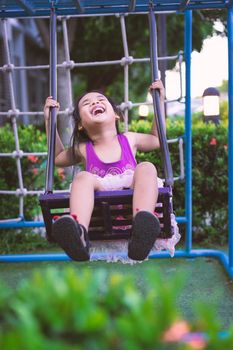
[0,124,70,221]
[0,229,56,254]
[0,267,233,349]
[130,117,228,245]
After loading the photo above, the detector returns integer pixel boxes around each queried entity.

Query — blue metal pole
[0,250,232,279]
[0,220,44,229]
[227,8,233,269]
[184,11,192,253]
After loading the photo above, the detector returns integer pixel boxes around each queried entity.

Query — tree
[70,10,226,101]
[35,10,226,135]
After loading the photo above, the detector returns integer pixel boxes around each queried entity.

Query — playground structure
[0,1,232,279]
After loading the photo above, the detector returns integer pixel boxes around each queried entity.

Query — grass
[1,229,233,328]
[1,253,233,329]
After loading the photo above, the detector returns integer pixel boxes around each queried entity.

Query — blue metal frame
[0,249,231,267]
[0,0,231,18]
[1,1,233,280]
[227,7,233,270]
[184,10,192,254]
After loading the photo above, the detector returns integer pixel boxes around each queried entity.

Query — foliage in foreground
[0,267,233,350]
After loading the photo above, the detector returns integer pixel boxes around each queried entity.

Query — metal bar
[0,111,44,116]
[75,0,84,13]
[0,11,177,21]
[15,0,35,16]
[0,4,229,19]
[0,152,47,157]
[227,0,233,7]
[129,0,136,12]
[1,21,17,114]
[123,66,129,130]
[120,15,130,61]
[176,216,187,223]
[0,64,50,71]
[0,54,178,72]
[45,5,57,193]
[178,51,184,100]
[184,10,192,253]
[61,17,73,111]
[1,249,233,280]
[179,0,191,11]
[148,6,173,187]
[0,220,44,229]
[0,253,72,262]
[227,7,233,269]
[120,15,130,131]
[0,189,70,195]
[0,215,186,229]
[178,137,185,180]
[1,19,25,218]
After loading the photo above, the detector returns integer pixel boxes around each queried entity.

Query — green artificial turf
[1,256,233,328]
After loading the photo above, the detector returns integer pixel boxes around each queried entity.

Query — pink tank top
[85,134,137,177]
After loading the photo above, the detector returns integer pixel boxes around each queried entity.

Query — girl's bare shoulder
[123,131,137,144]
[123,131,137,152]
[76,141,87,161]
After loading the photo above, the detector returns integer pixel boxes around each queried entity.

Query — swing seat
[39,186,173,242]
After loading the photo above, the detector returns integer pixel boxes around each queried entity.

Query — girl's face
[78,92,119,130]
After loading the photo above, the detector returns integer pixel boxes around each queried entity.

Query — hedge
[0,124,69,221]
[130,117,228,245]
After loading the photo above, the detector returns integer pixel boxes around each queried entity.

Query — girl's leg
[52,171,102,261]
[70,171,103,230]
[128,162,160,261]
[132,162,158,216]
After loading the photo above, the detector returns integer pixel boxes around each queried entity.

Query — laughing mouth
[92,106,105,116]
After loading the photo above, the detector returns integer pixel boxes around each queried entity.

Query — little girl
[44,80,166,261]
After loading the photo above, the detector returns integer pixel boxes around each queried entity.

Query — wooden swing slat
[39,186,173,242]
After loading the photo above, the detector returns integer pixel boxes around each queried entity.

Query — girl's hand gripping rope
[44,96,60,121]
[149,79,165,101]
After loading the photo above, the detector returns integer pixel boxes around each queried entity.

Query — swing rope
[148,2,174,187]
[45,3,57,194]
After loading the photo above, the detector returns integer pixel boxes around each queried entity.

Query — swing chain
[149,0,155,10]
[50,1,57,10]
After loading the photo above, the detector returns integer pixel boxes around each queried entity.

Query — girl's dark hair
[71,90,123,161]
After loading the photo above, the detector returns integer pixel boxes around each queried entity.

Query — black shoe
[128,211,161,261]
[52,215,90,261]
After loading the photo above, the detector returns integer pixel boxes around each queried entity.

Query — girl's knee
[136,162,157,176]
[72,171,102,190]
[73,171,95,184]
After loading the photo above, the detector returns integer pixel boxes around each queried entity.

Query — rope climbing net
[0,12,184,228]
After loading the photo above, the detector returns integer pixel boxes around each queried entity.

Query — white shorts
[94,169,164,191]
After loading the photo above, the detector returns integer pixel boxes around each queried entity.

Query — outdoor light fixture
[202,87,220,125]
[138,104,149,119]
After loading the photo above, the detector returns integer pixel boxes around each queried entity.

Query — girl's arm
[149,80,166,139]
[126,80,165,153]
[44,97,82,167]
